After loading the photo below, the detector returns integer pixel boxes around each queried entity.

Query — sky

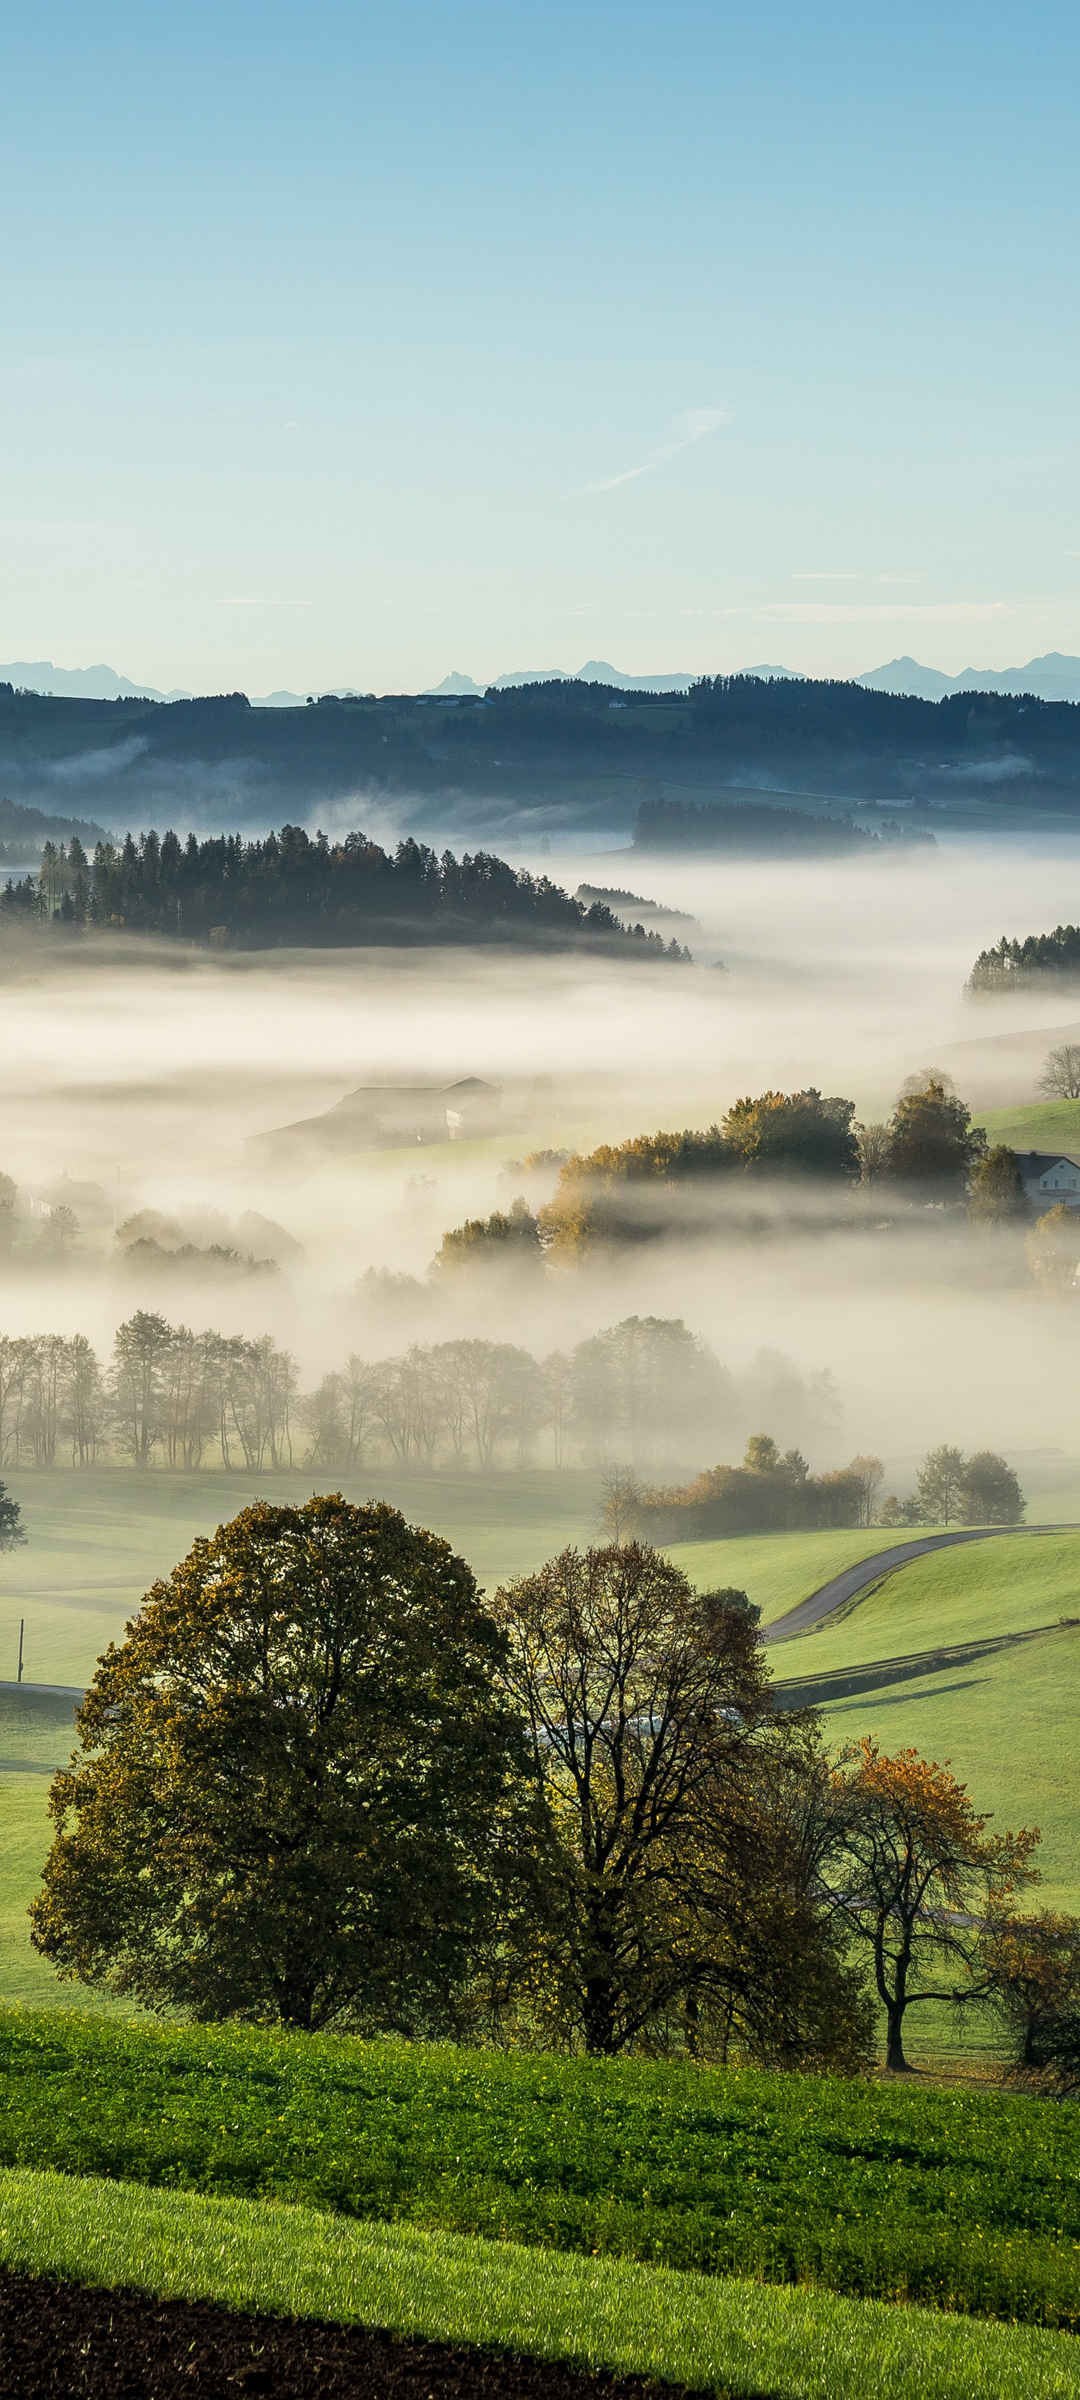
[3,0,1079,694]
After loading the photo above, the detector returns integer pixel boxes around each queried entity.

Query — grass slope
[772,1531,1080,1919]
[981,1099,1080,1156]
[3,2170,1078,2400]
[1,2012,1078,2329]
[666,1528,949,1626]
[0,1464,602,1690]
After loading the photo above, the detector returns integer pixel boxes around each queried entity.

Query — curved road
[763,1523,1078,1645]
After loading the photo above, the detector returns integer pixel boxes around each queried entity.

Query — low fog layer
[3,832,1080,1487]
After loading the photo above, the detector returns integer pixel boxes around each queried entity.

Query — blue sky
[3,0,1078,692]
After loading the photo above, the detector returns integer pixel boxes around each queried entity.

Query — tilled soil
[0,2270,743,2399]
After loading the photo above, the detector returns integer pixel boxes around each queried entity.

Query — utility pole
[17,1618,24,1685]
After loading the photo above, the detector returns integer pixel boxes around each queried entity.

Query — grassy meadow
[980,1098,1080,1155]
[2,2011,1078,2328]
[0,1462,604,1691]
[2,1485,1080,2019]
[6,2167,1079,2400]
[770,1532,1080,1917]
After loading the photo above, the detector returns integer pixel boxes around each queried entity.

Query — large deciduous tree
[887,1078,985,1191]
[31,1495,531,2032]
[915,1442,967,1524]
[824,1738,1039,2071]
[491,1541,869,2065]
[1038,1044,1080,1101]
[968,1145,1028,1224]
[979,1908,1080,2074]
[722,1089,860,1180]
[957,1450,1024,1525]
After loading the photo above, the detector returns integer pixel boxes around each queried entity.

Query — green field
[0,1463,604,1691]
[667,1527,940,1625]
[4,1500,1080,2018]
[980,1099,1080,1155]
[4,2166,1078,2400]
[2,2011,1078,2329]
[770,1531,1080,1918]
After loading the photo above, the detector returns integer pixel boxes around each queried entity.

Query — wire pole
[17,1618,24,1685]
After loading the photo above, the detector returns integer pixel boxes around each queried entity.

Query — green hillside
[980,1098,1080,1155]
[771,1531,1080,1916]
[0,1464,603,1692]
[666,1528,939,1626]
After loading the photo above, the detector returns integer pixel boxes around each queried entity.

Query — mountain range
[425,654,1080,703]
[4,652,1080,706]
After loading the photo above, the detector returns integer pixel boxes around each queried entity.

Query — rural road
[763,1523,1076,1645]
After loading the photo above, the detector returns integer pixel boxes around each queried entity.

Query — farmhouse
[1015,1150,1080,1210]
[255,1076,502,1156]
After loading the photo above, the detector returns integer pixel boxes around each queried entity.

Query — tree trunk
[885,2002,910,2071]
[582,1971,619,2055]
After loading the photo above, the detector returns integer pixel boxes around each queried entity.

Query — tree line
[31,1495,1066,2081]
[633,796,931,856]
[969,925,1080,993]
[627,1436,1024,1541]
[436,1077,1040,1268]
[1,826,690,957]
[0,1314,836,1475]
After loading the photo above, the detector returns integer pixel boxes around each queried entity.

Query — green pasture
[3,2168,1078,2400]
[980,1098,1080,1155]
[772,1531,1080,1916]
[667,1527,940,1626]
[0,1463,603,1691]
[2,2011,1078,2330]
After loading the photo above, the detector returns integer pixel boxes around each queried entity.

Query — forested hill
[2,674,1080,840]
[1,824,690,957]
[633,795,932,854]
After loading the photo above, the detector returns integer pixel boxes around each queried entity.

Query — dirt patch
[0,2269,751,2398]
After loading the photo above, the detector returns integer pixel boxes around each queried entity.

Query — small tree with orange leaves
[825,1739,1040,2071]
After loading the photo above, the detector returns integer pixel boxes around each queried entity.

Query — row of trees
[969,925,1080,993]
[633,1435,886,1540]
[0,1315,837,1474]
[31,1501,1052,2079]
[629,1437,1025,1541]
[880,1444,1026,1528]
[3,827,688,958]
[436,1079,998,1270]
[0,1323,297,1470]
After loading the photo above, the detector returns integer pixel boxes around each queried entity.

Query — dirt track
[0,2271,735,2400]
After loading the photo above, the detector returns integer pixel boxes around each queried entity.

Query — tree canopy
[824,1738,1040,2070]
[491,1541,870,2065]
[31,1495,531,2032]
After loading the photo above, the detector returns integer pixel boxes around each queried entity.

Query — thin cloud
[582,407,732,495]
[792,572,922,587]
[752,600,1011,626]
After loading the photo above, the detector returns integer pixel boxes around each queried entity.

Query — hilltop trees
[31,1497,532,2032]
[7,823,685,960]
[434,1198,543,1275]
[722,1090,860,1180]
[823,1739,1040,2070]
